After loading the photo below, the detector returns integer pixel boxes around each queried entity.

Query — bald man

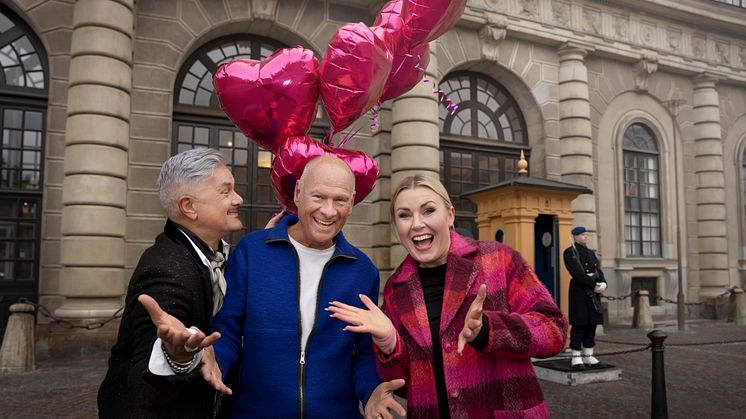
[144,156,404,418]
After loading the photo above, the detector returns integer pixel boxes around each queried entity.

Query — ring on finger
[184,343,199,353]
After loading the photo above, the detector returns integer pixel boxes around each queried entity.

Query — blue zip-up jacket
[212,214,382,418]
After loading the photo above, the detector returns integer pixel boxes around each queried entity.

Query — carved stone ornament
[640,23,656,46]
[251,0,278,21]
[692,35,706,60]
[519,0,539,19]
[479,16,508,62]
[715,42,730,64]
[633,55,658,92]
[483,0,506,13]
[666,29,681,52]
[613,15,628,39]
[583,8,601,35]
[552,2,571,27]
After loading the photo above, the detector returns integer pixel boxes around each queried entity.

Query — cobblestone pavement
[0,319,744,418]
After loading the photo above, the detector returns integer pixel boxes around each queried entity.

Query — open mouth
[412,234,433,250]
[313,217,335,227]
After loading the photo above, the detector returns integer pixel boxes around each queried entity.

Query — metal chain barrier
[552,345,652,358]
[601,287,735,306]
[597,337,746,348]
[600,293,633,301]
[664,338,746,347]
[656,296,703,306]
[18,297,124,330]
[656,287,734,306]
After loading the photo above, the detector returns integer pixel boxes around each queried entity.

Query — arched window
[438,72,529,237]
[623,123,661,257]
[172,35,290,243]
[0,5,47,338]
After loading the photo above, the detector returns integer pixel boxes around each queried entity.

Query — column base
[39,297,123,360]
[38,320,119,361]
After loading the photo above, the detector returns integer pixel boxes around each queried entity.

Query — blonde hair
[390,175,453,219]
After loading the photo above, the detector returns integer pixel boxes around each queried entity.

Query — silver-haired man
[98,148,245,418]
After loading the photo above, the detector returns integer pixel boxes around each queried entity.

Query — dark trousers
[569,324,597,350]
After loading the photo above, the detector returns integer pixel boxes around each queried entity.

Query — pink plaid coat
[377,232,568,419]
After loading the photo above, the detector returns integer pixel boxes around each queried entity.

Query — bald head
[298,155,355,195]
[290,155,356,249]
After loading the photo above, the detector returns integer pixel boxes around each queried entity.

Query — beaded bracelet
[162,343,196,375]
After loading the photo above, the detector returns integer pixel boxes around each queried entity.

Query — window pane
[439,73,526,144]
[194,127,209,145]
[623,145,661,256]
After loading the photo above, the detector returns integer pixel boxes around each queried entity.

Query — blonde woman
[328,175,567,418]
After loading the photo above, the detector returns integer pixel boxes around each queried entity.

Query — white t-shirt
[288,235,335,351]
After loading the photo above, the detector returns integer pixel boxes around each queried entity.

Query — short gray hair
[157,148,225,218]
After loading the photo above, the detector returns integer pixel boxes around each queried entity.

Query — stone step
[533,358,622,386]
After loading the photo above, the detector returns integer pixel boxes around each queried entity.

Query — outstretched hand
[326,294,393,340]
[199,346,232,395]
[457,284,487,355]
[364,379,406,419]
[138,294,221,362]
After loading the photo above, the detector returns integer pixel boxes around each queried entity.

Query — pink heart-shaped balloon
[372,0,408,56]
[270,135,379,214]
[403,0,467,47]
[214,47,320,154]
[319,23,392,136]
[379,42,430,102]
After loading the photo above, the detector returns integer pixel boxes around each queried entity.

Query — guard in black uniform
[563,226,606,370]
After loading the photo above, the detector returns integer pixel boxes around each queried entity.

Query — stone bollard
[0,303,36,372]
[633,290,654,329]
[728,288,746,326]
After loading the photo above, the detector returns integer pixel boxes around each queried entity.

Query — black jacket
[98,220,216,418]
[563,243,606,326]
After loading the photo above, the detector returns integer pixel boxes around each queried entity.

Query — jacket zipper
[296,251,349,419]
[293,246,305,419]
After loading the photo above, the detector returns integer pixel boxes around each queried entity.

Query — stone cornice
[461,0,746,86]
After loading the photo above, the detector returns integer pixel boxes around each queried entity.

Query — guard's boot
[571,350,585,371]
[582,347,601,368]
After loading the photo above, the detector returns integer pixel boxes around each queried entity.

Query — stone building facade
[0,0,744,355]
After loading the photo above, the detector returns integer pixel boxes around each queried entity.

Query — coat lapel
[440,232,481,335]
[389,259,434,350]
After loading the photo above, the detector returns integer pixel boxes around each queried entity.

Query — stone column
[558,42,597,245]
[53,0,133,345]
[692,73,729,298]
[389,41,441,267]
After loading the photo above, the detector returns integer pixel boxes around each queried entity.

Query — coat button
[449,389,459,398]
[443,343,453,353]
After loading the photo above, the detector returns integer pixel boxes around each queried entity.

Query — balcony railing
[713,0,745,7]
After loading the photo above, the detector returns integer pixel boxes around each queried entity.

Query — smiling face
[187,164,244,248]
[290,157,355,250]
[393,186,455,268]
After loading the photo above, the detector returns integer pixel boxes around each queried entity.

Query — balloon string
[322,129,332,146]
[414,54,458,115]
[423,78,458,114]
[337,127,361,148]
